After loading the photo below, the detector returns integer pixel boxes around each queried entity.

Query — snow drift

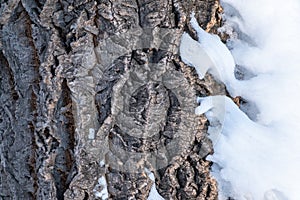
[180,0,300,198]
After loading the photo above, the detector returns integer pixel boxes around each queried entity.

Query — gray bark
[0,0,225,199]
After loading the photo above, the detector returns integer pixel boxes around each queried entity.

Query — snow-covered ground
[180,0,300,199]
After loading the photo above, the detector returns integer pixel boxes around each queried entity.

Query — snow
[180,33,214,79]
[99,159,105,167]
[145,168,165,200]
[94,176,109,200]
[88,128,95,140]
[196,96,225,143]
[180,13,238,95]
[180,2,300,199]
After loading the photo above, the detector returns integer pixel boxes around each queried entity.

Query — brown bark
[0,0,224,199]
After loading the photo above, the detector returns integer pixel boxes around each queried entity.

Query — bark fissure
[53,79,76,200]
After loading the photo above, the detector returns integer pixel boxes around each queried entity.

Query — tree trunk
[0,0,224,199]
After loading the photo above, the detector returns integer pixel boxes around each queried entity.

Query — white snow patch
[180,32,214,79]
[180,13,238,96]
[180,6,300,200]
[88,128,95,140]
[145,168,164,200]
[94,176,109,200]
[196,96,226,143]
[99,160,105,167]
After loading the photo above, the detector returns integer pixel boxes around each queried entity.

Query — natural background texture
[0,0,226,199]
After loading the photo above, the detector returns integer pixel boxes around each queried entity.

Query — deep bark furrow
[53,79,76,200]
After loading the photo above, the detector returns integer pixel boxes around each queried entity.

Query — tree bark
[0,0,224,199]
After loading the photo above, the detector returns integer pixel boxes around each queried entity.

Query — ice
[180,13,239,96]
[180,33,214,79]
[195,96,215,115]
[180,4,300,199]
[190,15,235,81]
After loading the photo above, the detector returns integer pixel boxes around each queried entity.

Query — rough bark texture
[0,0,224,199]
